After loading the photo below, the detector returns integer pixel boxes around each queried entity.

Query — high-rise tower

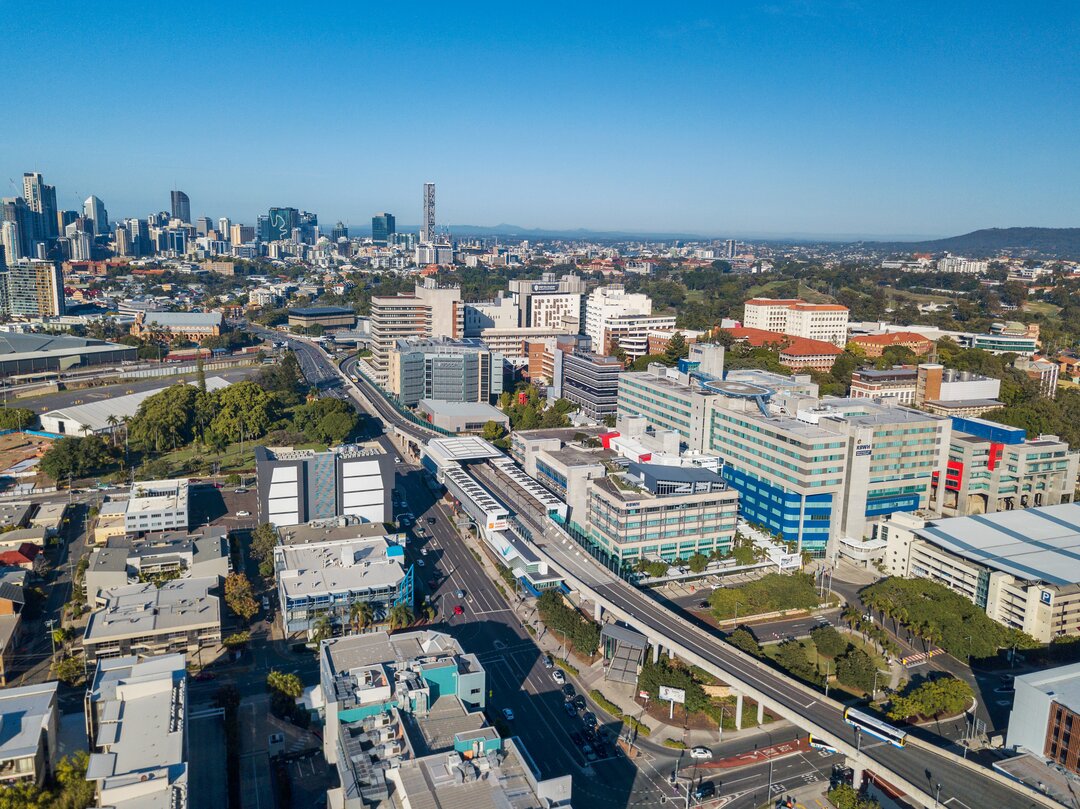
[420,182,435,243]
[170,190,191,223]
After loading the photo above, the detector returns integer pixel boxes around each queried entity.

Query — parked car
[453,605,465,616]
[572,695,586,712]
[690,746,713,760]
[234,488,248,494]
[421,548,428,556]
[501,708,514,722]
[427,517,436,525]
[582,712,597,728]
[563,701,577,717]
[456,589,466,599]
[416,559,425,567]
[562,684,575,699]
[552,669,565,685]
[543,655,554,669]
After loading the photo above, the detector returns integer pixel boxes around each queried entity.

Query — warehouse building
[0,333,136,378]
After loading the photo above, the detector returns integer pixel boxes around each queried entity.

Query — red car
[453,605,465,616]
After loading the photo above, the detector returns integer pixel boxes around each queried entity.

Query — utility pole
[44,619,56,656]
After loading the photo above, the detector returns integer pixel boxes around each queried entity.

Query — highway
[254,328,1049,808]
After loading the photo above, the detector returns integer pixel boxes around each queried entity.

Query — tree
[267,669,303,698]
[662,332,689,365]
[726,628,761,657]
[887,676,974,721]
[835,647,878,694]
[222,631,251,649]
[828,784,881,809]
[810,625,849,660]
[0,407,35,430]
[388,603,414,630]
[224,573,258,621]
[349,600,375,634]
[687,553,709,573]
[481,420,507,444]
[127,383,201,451]
[51,655,85,686]
[211,381,277,441]
[311,614,333,643]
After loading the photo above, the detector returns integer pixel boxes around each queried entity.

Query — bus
[808,735,839,754]
[843,707,907,748]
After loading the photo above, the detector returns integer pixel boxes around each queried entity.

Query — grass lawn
[762,635,888,698]
[887,288,954,305]
[1023,300,1062,319]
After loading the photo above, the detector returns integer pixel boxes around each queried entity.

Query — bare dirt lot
[0,431,54,489]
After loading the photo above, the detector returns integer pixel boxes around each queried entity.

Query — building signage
[1041,591,1053,606]
[855,443,873,457]
[531,283,561,293]
[659,686,686,704]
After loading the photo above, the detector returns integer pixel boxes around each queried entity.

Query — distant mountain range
[870,227,1080,259]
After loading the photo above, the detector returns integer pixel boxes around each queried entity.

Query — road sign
[639,690,650,699]
[659,686,685,704]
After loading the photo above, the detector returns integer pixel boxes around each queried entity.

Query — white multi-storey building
[937,254,989,274]
[585,285,675,358]
[742,298,850,346]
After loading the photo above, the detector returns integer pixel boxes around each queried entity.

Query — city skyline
[3,3,1077,238]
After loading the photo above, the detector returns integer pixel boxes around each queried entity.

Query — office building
[371,212,395,244]
[218,216,230,237]
[255,443,393,528]
[586,462,739,564]
[0,259,65,317]
[971,329,1039,356]
[387,337,504,407]
[82,577,221,664]
[287,305,356,330]
[849,366,919,405]
[559,351,623,420]
[880,504,1080,642]
[1008,663,1080,774]
[0,682,58,787]
[83,195,108,236]
[230,223,254,245]
[743,298,850,347]
[267,206,299,241]
[931,416,1078,518]
[85,527,231,603]
[21,173,57,241]
[508,273,586,331]
[113,224,131,257]
[0,221,20,267]
[916,363,1001,405]
[0,198,33,259]
[85,654,189,809]
[170,190,191,223]
[616,343,727,450]
[706,389,949,555]
[275,534,411,635]
[130,310,224,342]
[123,479,190,533]
[463,295,517,336]
[420,182,436,243]
[417,400,510,434]
[368,279,463,382]
[479,326,576,363]
[724,238,737,259]
[585,285,675,358]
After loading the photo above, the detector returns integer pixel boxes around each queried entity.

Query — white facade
[743,298,850,346]
[124,479,189,533]
[937,255,989,274]
[340,456,387,523]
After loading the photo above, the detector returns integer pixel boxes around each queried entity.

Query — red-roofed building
[726,327,790,348]
[850,331,934,358]
[743,297,849,346]
[0,545,41,573]
[778,337,844,371]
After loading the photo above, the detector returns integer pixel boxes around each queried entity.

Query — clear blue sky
[2,1,1077,238]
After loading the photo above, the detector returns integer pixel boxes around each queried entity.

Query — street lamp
[733,600,741,627]
[44,619,56,657]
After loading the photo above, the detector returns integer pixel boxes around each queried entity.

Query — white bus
[843,707,907,748]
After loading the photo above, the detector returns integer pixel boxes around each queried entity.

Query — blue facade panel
[864,493,921,517]
[721,466,831,551]
[950,417,1025,445]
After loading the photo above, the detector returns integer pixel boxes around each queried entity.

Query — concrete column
[668,647,675,660]
[757,700,764,725]
[593,601,602,622]
[734,692,744,730]
[848,761,865,791]
[652,643,660,663]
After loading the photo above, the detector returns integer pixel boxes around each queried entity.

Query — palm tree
[388,603,413,631]
[80,424,92,437]
[311,614,334,644]
[106,415,120,447]
[349,601,374,635]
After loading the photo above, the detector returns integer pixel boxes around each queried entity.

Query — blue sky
[2,1,1077,238]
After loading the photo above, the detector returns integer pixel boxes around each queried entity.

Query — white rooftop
[0,681,57,761]
[84,577,220,642]
[277,537,405,600]
[126,479,190,517]
[916,503,1080,586]
[42,377,229,433]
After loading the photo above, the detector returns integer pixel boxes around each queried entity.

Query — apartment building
[255,443,393,528]
[880,505,1080,643]
[0,260,65,318]
[0,682,58,787]
[508,273,586,330]
[386,337,503,406]
[932,416,1078,518]
[85,655,189,809]
[743,298,850,346]
[82,577,222,665]
[586,462,739,564]
[274,534,411,636]
[584,285,675,358]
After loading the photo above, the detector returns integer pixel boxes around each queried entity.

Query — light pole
[44,619,56,657]
[733,600,741,627]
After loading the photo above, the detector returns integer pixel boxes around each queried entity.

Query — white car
[552,669,565,685]
[421,548,428,556]
[236,510,251,517]
[689,746,713,760]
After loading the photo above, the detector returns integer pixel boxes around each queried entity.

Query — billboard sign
[659,686,686,704]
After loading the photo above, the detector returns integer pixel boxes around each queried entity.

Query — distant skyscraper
[57,210,77,235]
[231,224,254,244]
[724,239,737,259]
[267,207,299,241]
[218,217,230,238]
[421,183,435,243]
[371,212,395,245]
[331,222,349,240]
[126,218,149,257]
[256,214,269,241]
[196,217,211,236]
[83,196,108,236]
[22,172,58,241]
[171,190,191,223]
[114,224,131,257]
[1,259,64,317]
[0,221,19,267]
[1,197,35,259]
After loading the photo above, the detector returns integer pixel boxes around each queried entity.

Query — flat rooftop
[277,537,405,599]
[916,503,1080,586]
[126,479,190,516]
[0,681,57,760]
[84,577,220,641]
[322,631,466,678]
[278,521,395,546]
